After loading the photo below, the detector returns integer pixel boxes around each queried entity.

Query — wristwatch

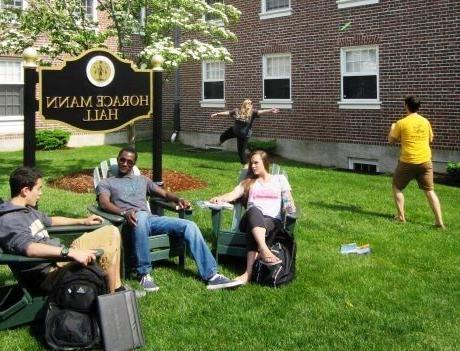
[60,247,69,257]
[120,210,127,217]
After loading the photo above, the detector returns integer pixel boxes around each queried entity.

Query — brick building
[2,0,459,173]
[166,0,459,173]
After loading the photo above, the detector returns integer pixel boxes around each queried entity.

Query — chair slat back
[230,163,282,232]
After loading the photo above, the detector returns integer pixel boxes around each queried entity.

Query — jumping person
[388,95,445,229]
[210,99,279,164]
[209,150,296,284]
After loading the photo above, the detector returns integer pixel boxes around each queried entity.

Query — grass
[0,141,459,350]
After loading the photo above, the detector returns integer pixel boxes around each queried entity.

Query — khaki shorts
[40,225,120,292]
[393,161,434,191]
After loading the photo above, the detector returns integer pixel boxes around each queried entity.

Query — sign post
[23,48,39,167]
[152,55,164,184]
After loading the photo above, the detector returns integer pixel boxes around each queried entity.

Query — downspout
[171,27,181,142]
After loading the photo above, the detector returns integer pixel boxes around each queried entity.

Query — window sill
[259,8,292,20]
[336,0,379,9]
[200,100,225,108]
[260,100,292,109]
[338,101,381,109]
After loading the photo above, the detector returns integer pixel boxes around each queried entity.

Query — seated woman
[209,150,296,284]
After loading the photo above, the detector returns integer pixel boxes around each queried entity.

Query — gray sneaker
[207,274,243,290]
[138,274,160,292]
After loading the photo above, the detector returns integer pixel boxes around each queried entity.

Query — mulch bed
[49,169,207,193]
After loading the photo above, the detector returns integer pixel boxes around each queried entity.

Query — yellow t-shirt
[390,113,433,164]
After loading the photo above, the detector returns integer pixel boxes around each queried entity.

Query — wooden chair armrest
[149,198,193,219]
[47,221,109,236]
[87,204,125,224]
[0,249,104,264]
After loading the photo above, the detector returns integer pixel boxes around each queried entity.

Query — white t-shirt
[244,174,291,219]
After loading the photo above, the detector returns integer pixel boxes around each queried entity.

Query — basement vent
[348,158,379,174]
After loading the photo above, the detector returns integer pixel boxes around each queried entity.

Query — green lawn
[0,141,459,350]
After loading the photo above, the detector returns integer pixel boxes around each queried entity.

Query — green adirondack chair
[0,197,105,330]
[210,164,298,264]
[88,158,189,277]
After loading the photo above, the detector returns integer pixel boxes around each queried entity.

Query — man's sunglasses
[118,157,135,166]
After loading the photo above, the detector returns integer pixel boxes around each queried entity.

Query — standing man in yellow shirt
[388,95,445,228]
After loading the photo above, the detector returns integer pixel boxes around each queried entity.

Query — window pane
[264,79,290,99]
[205,0,224,21]
[204,81,224,99]
[266,0,289,11]
[205,62,224,80]
[0,85,23,116]
[265,55,290,78]
[0,61,22,83]
[343,76,377,99]
[1,0,22,8]
[345,48,377,74]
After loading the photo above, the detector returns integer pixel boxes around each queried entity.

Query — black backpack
[44,264,108,350]
[252,228,296,288]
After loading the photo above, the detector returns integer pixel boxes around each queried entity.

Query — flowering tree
[0,0,240,69]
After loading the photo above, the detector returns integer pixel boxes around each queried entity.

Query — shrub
[446,161,460,181]
[247,139,277,155]
[36,129,71,150]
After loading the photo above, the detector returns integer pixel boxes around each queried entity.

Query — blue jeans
[133,211,217,281]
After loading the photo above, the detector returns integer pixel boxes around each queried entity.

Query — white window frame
[0,0,26,9]
[204,0,224,26]
[82,0,97,22]
[260,53,292,109]
[0,58,24,134]
[337,0,379,9]
[259,0,292,20]
[338,45,381,110]
[201,61,225,108]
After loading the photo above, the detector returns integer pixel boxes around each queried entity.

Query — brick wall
[170,0,460,151]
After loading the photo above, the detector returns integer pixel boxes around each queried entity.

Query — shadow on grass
[309,200,392,220]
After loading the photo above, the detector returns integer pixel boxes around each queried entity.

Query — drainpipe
[171,27,180,142]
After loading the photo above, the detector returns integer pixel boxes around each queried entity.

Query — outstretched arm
[209,184,244,204]
[257,107,279,116]
[50,215,103,226]
[210,111,230,118]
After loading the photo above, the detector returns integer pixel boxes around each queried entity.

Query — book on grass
[340,243,371,255]
[196,200,234,210]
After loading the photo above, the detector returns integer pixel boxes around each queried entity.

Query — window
[260,0,291,20]
[0,59,23,134]
[81,0,96,21]
[336,0,379,10]
[201,61,225,108]
[348,158,379,173]
[339,46,381,109]
[205,0,224,22]
[0,0,23,9]
[261,53,292,109]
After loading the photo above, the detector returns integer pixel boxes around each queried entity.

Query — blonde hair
[239,99,253,119]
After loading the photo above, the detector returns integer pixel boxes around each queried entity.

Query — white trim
[348,157,380,172]
[259,8,292,20]
[338,101,381,109]
[337,0,379,9]
[0,115,24,134]
[260,100,292,109]
[200,100,225,108]
[339,45,379,106]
